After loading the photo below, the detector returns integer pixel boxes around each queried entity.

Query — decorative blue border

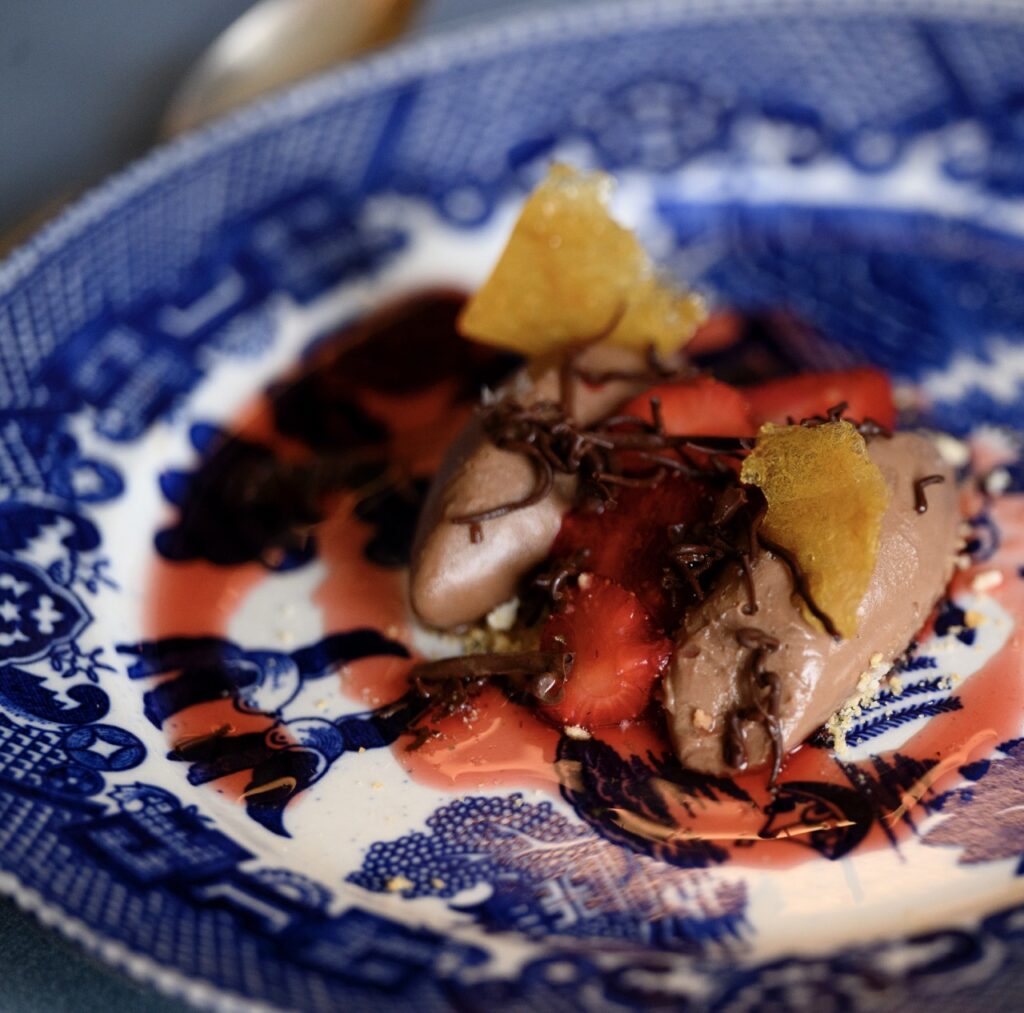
[2,1,1024,1009]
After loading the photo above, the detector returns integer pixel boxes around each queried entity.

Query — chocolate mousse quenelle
[405,164,961,781]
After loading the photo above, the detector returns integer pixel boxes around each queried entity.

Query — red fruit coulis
[147,291,1024,867]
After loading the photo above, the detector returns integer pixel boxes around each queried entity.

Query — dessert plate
[3,1,1024,1008]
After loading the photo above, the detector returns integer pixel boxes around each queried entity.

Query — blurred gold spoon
[161,0,420,138]
[2,0,420,254]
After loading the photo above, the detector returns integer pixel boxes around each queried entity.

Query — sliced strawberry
[744,367,896,430]
[552,473,711,626]
[540,577,672,728]
[621,376,756,437]
[688,311,744,356]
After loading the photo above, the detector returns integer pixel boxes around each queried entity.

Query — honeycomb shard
[740,420,889,638]
[458,163,705,356]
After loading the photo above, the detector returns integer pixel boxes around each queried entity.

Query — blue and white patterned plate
[4,1,1024,1008]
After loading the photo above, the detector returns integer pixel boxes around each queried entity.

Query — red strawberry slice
[744,367,896,430]
[552,474,711,627]
[540,577,672,728]
[687,311,744,356]
[621,376,757,437]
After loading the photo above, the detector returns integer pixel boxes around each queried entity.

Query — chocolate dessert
[404,164,963,781]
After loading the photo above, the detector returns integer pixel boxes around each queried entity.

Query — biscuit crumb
[692,707,713,732]
[984,468,1012,496]
[963,609,987,628]
[563,724,592,740]
[972,570,1003,593]
[385,875,414,893]
[826,652,894,754]
[577,571,594,590]
[931,432,971,468]
[431,877,446,889]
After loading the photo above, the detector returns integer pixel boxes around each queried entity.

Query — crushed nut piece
[486,597,520,632]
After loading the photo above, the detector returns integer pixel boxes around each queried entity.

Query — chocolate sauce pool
[147,291,1024,868]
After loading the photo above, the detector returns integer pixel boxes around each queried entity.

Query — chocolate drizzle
[758,533,841,639]
[913,474,945,514]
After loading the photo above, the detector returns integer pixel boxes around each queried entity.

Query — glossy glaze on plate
[3,1,1024,1008]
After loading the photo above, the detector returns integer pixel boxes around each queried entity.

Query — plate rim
[4,0,1024,295]
[2,0,1024,1008]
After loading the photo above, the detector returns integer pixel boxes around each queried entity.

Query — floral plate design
[3,1,1024,1009]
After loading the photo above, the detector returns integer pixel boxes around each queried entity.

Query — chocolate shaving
[725,626,785,783]
[797,401,892,441]
[450,398,747,529]
[913,474,945,514]
[401,649,574,749]
[410,650,571,689]
[664,484,765,617]
[516,549,592,628]
[531,549,590,604]
[711,485,748,526]
[737,554,758,616]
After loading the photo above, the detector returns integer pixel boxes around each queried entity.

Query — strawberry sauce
[147,292,1024,866]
